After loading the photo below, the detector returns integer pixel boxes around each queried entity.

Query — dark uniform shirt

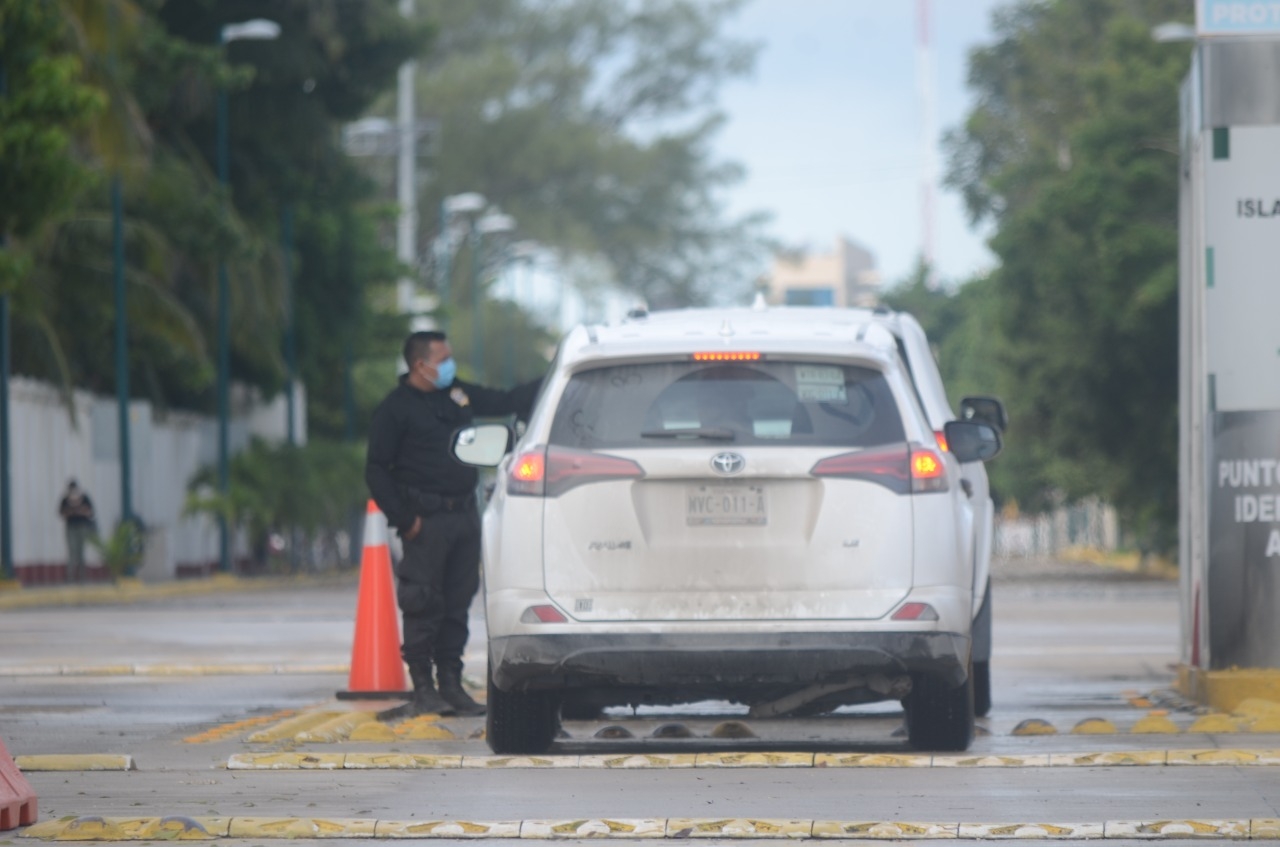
[365,376,542,534]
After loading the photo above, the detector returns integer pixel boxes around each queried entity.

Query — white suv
[454,306,1003,754]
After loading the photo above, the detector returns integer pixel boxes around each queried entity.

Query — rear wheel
[906,667,975,751]
[486,662,559,754]
[972,660,992,718]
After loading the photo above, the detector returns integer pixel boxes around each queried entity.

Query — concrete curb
[0,663,349,678]
[0,572,355,612]
[225,748,1280,770]
[16,816,1280,840]
[13,755,134,772]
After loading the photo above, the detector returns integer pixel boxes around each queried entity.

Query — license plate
[686,484,767,526]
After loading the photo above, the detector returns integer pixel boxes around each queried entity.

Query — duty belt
[436,494,474,512]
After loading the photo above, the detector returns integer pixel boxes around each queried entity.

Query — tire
[971,579,993,717]
[906,667,975,751]
[486,662,559,754]
[972,660,992,718]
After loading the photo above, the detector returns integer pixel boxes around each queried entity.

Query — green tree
[409,0,770,311]
[944,0,1191,552]
[0,0,104,377]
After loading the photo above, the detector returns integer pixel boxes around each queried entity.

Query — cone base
[335,690,410,701]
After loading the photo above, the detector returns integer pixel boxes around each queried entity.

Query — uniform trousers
[395,506,482,676]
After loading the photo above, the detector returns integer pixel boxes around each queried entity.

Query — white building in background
[765,236,881,309]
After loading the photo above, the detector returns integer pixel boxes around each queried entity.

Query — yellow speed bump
[1188,714,1243,733]
[693,752,813,768]
[226,752,345,769]
[577,754,698,769]
[348,721,397,742]
[665,818,811,838]
[1105,820,1250,838]
[15,754,136,771]
[343,753,462,769]
[1071,717,1116,735]
[246,710,343,743]
[1011,718,1057,736]
[1050,751,1166,767]
[1167,749,1280,766]
[1131,714,1181,734]
[463,755,580,768]
[959,822,1103,839]
[228,818,377,839]
[374,819,521,838]
[521,819,666,838]
[814,753,931,768]
[933,754,1049,768]
[295,711,376,743]
[811,821,956,839]
[18,815,231,841]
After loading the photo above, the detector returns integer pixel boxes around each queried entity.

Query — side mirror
[959,395,1008,433]
[451,423,514,468]
[944,420,1002,464]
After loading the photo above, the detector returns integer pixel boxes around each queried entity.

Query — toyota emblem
[711,452,746,476]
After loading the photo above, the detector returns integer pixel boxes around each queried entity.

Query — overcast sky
[716,0,1012,289]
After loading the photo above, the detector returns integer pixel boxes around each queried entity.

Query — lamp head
[221,19,282,44]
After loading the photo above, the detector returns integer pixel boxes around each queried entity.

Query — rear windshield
[549,360,904,450]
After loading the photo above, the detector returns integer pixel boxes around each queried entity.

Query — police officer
[366,330,541,718]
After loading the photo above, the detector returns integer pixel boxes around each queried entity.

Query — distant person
[365,330,542,719]
[58,480,96,583]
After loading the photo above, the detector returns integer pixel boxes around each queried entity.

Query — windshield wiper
[640,427,736,441]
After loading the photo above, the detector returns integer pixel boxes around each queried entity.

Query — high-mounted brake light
[508,446,644,498]
[692,351,761,362]
[811,443,948,494]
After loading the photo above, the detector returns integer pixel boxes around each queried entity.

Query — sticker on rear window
[795,365,847,403]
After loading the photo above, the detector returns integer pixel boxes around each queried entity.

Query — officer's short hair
[404,331,448,368]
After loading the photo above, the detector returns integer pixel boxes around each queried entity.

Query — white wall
[2,377,302,576]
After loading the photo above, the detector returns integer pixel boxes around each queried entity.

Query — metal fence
[993,498,1120,559]
[1,376,301,581]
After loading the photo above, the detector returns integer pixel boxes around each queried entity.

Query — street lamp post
[216,18,280,574]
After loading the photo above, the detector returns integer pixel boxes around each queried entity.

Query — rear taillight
[934,430,949,452]
[810,443,948,494]
[891,601,939,621]
[508,446,644,497]
[520,604,568,623]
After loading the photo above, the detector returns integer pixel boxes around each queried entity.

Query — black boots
[377,664,456,721]
[437,667,486,716]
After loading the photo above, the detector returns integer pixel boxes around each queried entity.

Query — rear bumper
[490,630,970,693]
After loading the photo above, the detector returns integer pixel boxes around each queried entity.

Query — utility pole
[0,65,13,581]
[916,0,938,288]
[110,3,133,532]
[396,0,418,318]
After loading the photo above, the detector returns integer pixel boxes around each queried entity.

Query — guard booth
[1178,1,1280,708]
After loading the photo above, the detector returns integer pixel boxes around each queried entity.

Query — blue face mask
[431,357,457,389]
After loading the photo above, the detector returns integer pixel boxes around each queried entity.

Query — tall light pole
[471,212,515,382]
[396,0,418,317]
[216,18,280,574]
[0,63,11,581]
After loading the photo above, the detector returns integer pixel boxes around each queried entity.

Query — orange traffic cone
[0,734,37,830]
[336,501,409,699]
